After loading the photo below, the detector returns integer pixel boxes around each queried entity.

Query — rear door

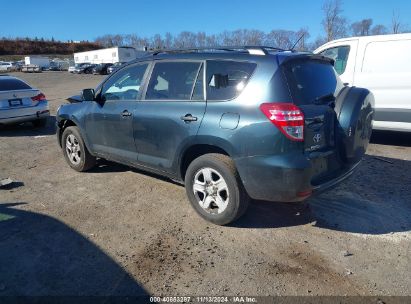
[133,60,206,173]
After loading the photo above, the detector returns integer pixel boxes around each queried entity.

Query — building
[73,47,143,64]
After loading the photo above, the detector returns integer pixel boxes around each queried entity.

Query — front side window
[320,46,350,75]
[101,63,148,101]
[145,61,202,100]
[206,60,257,101]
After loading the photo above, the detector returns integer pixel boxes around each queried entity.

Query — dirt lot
[0,72,410,297]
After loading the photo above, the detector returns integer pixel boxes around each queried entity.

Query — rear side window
[0,78,31,91]
[283,59,343,105]
[320,46,350,75]
[145,61,202,100]
[206,60,257,100]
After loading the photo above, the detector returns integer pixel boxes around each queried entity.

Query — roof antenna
[290,33,305,51]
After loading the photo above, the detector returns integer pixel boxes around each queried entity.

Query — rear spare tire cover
[335,87,374,164]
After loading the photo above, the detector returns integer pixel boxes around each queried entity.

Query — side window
[145,62,202,100]
[206,60,257,100]
[101,63,148,101]
[320,46,350,75]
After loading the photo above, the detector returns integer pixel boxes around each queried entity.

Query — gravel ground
[0,72,410,297]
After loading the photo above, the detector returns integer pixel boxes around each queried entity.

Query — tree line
[95,29,312,51]
[95,0,409,51]
[0,38,101,56]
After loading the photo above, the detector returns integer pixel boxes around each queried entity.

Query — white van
[314,33,411,132]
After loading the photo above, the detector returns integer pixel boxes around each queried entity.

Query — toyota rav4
[56,46,374,225]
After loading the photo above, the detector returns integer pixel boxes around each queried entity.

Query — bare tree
[164,32,173,49]
[265,30,295,49]
[151,34,164,49]
[391,11,401,34]
[351,19,373,36]
[371,24,388,35]
[196,32,207,47]
[322,0,347,41]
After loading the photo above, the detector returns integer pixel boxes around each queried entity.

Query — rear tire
[185,153,249,225]
[62,126,96,172]
[33,118,47,128]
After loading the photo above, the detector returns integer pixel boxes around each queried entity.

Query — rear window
[282,59,343,105]
[206,60,257,100]
[0,78,32,91]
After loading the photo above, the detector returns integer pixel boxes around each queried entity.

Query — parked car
[314,33,411,132]
[92,63,113,75]
[56,46,374,225]
[107,62,125,74]
[48,62,62,71]
[83,64,97,74]
[68,65,77,73]
[0,62,15,72]
[13,61,24,71]
[0,75,49,126]
[73,63,93,74]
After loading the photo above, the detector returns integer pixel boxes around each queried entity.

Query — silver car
[0,75,49,126]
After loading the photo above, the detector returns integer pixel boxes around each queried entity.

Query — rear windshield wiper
[312,93,336,106]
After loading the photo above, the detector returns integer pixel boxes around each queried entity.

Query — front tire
[185,153,249,225]
[62,126,96,172]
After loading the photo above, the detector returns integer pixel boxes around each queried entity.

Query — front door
[85,62,149,162]
[133,60,206,173]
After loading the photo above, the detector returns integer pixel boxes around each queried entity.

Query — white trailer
[73,47,140,64]
[24,56,50,69]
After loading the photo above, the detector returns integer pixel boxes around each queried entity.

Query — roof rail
[149,46,285,56]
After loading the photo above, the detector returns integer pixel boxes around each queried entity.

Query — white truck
[24,56,50,70]
[73,47,141,64]
[314,33,411,132]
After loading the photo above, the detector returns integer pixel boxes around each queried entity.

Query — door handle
[121,110,132,117]
[180,114,198,122]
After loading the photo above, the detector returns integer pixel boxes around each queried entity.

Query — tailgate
[280,56,345,180]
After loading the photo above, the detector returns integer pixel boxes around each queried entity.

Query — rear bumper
[0,102,49,124]
[235,152,359,202]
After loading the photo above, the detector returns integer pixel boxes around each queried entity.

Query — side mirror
[82,88,95,101]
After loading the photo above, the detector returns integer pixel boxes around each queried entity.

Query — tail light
[260,103,304,141]
[31,93,46,102]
